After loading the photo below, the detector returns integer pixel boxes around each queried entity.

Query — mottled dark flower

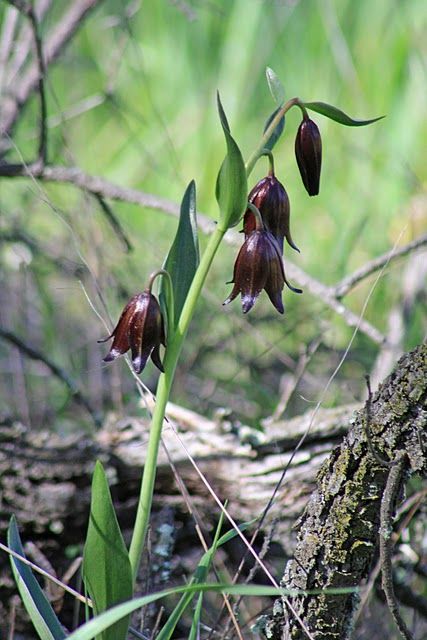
[243,175,299,253]
[99,291,166,374]
[223,230,302,314]
[295,118,322,196]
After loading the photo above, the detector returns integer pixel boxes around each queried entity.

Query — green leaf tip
[303,101,385,127]
[160,179,199,330]
[215,94,247,230]
[216,91,230,133]
[265,67,285,105]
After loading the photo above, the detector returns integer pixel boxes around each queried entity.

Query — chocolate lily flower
[295,117,322,196]
[243,174,299,253]
[99,290,166,374]
[223,230,302,314]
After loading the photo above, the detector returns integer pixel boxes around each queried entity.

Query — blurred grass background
[0,0,426,431]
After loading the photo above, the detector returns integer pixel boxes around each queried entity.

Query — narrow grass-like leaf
[188,592,203,640]
[303,101,385,126]
[8,516,66,640]
[156,508,226,640]
[215,92,247,230]
[160,180,199,331]
[266,67,285,105]
[263,107,285,151]
[66,583,358,640]
[82,461,133,640]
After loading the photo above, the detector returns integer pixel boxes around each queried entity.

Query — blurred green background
[1,0,426,431]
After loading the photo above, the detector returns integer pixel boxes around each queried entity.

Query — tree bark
[261,343,427,640]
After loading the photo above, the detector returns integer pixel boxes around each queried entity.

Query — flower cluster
[224,114,321,314]
[101,111,323,373]
[224,170,303,315]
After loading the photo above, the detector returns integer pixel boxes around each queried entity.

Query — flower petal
[150,344,165,373]
[132,346,153,375]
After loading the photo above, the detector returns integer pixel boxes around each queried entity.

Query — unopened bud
[295,118,322,196]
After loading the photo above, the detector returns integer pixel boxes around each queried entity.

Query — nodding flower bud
[98,290,166,374]
[243,175,299,253]
[295,118,322,196]
[223,230,302,314]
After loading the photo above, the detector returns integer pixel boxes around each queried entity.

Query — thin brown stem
[95,194,133,252]
[380,453,413,640]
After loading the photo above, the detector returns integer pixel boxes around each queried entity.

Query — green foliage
[266,67,286,106]
[303,101,385,126]
[82,461,133,640]
[156,508,233,639]
[160,180,199,333]
[215,93,248,230]
[7,517,66,640]
[263,107,286,152]
[64,581,356,640]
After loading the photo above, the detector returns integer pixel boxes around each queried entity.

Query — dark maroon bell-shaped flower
[223,230,302,314]
[295,118,322,196]
[99,290,166,374]
[243,174,299,253]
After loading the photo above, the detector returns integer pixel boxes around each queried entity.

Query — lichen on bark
[262,343,427,640]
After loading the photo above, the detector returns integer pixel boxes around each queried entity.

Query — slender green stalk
[129,226,225,582]
[148,268,175,336]
[129,97,303,582]
[245,97,303,176]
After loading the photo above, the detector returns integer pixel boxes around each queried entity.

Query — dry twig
[379,453,414,640]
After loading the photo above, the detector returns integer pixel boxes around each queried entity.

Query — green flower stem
[246,202,264,231]
[148,268,175,337]
[245,97,302,177]
[260,148,275,176]
[129,225,226,583]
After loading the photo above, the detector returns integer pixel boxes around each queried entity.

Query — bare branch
[5,0,48,164]
[0,0,103,143]
[94,194,133,252]
[0,328,101,426]
[4,0,52,88]
[27,3,48,164]
[335,232,427,299]
[289,260,387,345]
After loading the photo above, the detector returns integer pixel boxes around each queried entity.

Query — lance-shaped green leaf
[82,461,133,640]
[303,101,385,126]
[160,180,199,331]
[265,67,285,106]
[7,516,66,640]
[263,106,285,151]
[215,92,247,230]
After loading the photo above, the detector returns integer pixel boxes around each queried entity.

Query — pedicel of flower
[98,290,166,374]
[223,229,302,315]
[295,117,322,196]
[243,174,299,253]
